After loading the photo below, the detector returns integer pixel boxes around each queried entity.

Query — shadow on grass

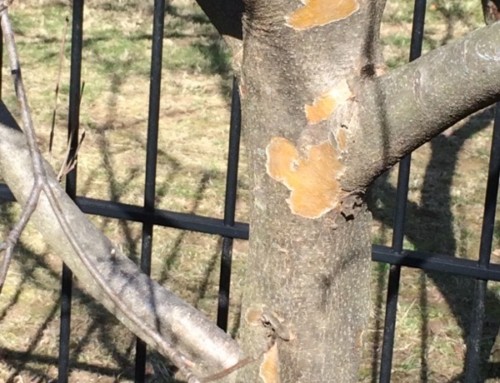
[368,106,500,382]
[0,201,136,381]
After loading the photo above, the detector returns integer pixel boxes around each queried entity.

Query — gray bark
[234,1,499,382]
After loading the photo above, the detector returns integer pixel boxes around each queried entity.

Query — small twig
[56,80,85,180]
[0,181,42,293]
[199,355,258,382]
[49,16,69,154]
[0,2,45,294]
[57,129,85,181]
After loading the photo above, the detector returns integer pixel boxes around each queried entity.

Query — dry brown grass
[0,0,499,382]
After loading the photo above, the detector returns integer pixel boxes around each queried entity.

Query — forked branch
[0,8,242,381]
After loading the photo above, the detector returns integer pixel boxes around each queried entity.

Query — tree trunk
[237,209,372,382]
[235,1,385,381]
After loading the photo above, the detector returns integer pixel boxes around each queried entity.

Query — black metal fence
[0,0,499,382]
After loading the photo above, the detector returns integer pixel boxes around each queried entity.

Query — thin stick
[49,16,69,154]
[57,129,85,181]
[0,2,44,294]
[0,181,42,293]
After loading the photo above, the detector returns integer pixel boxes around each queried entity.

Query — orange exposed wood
[335,127,348,152]
[245,306,264,325]
[266,137,345,219]
[259,343,280,383]
[305,81,353,125]
[287,0,359,30]
[305,94,336,124]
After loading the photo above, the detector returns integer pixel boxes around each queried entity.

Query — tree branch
[0,6,246,380]
[482,0,500,24]
[343,22,500,191]
[0,7,242,379]
[0,118,243,379]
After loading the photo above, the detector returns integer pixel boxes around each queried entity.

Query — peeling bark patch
[245,306,264,325]
[305,93,336,124]
[334,126,348,153]
[305,81,354,125]
[266,137,345,219]
[259,343,280,383]
[286,0,359,30]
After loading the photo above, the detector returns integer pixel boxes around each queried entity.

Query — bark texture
[236,0,385,381]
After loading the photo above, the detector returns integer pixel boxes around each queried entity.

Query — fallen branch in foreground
[0,6,246,381]
[0,117,244,380]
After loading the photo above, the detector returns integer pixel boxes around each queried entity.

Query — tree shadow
[367,106,500,381]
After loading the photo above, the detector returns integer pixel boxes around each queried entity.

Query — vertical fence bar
[217,78,241,331]
[134,0,165,381]
[58,1,84,382]
[378,1,426,382]
[464,102,500,381]
[0,26,3,99]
